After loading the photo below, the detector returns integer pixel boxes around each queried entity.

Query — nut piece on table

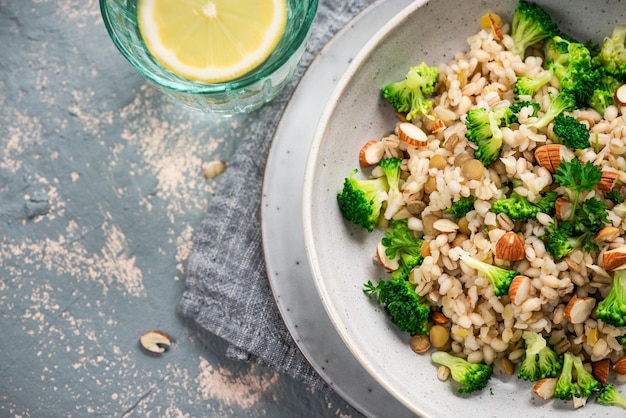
[139,330,172,354]
[495,231,525,261]
[602,245,626,271]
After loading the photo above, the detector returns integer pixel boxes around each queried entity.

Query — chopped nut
[564,295,596,324]
[431,311,449,325]
[592,359,610,384]
[433,218,459,233]
[555,198,573,221]
[533,377,557,399]
[508,275,532,306]
[594,226,620,244]
[431,118,446,133]
[534,144,575,173]
[613,356,626,375]
[358,140,385,167]
[488,13,504,41]
[139,330,172,354]
[573,395,588,409]
[495,232,525,261]
[602,245,626,271]
[598,169,619,192]
[375,241,399,272]
[615,84,626,106]
[397,122,428,146]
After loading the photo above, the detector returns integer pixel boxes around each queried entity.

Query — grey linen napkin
[179,0,374,391]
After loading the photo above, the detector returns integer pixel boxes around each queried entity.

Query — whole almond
[495,231,525,261]
[358,140,385,167]
[613,356,626,375]
[602,245,626,271]
[508,275,532,306]
[397,122,428,146]
[534,144,575,173]
[564,295,596,324]
[592,359,610,384]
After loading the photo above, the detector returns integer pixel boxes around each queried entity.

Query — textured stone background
[0,1,362,416]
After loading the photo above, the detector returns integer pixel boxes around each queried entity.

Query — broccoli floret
[381,219,425,281]
[545,36,600,107]
[364,278,430,335]
[593,25,626,81]
[543,221,585,260]
[553,113,590,150]
[337,169,388,231]
[554,352,582,400]
[444,196,477,219]
[589,74,622,115]
[510,0,558,57]
[456,248,519,296]
[596,269,626,328]
[529,90,577,130]
[596,383,626,409]
[514,71,553,98]
[464,107,511,166]
[379,157,403,219]
[571,355,601,397]
[508,101,541,124]
[517,331,563,381]
[382,63,440,120]
[491,191,558,221]
[431,351,493,393]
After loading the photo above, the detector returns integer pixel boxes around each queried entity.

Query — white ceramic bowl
[303,1,625,416]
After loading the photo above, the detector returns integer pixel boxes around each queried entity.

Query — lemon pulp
[138,0,287,83]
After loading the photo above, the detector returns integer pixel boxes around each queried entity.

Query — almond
[532,377,557,400]
[602,245,626,271]
[594,226,620,244]
[358,140,385,167]
[431,311,449,325]
[431,118,446,133]
[376,241,399,272]
[598,169,619,192]
[613,356,626,375]
[592,359,610,384]
[397,122,428,146]
[433,218,459,233]
[508,275,532,306]
[615,84,626,106]
[534,144,575,173]
[495,231,525,261]
[573,395,588,409]
[564,295,596,324]
[139,330,172,354]
[488,13,504,41]
[555,197,573,221]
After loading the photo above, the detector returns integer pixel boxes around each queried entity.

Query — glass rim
[99,0,319,94]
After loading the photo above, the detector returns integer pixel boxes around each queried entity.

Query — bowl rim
[302,0,431,415]
[99,0,318,94]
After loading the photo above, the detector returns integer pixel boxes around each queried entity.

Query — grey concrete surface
[0,1,362,416]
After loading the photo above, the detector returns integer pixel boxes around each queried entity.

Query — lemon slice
[138,0,287,83]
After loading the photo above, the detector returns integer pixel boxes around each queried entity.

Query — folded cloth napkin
[179,0,375,392]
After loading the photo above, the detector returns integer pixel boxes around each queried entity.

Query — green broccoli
[595,269,626,328]
[508,101,541,123]
[517,331,563,381]
[380,219,424,282]
[464,107,511,166]
[554,352,582,400]
[456,248,519,296]
[510,0,558,57]
[593,25,626,81]
[596,383,626,409]
[529,90,577,130]
[364,278,430,335]
[571,355,601,397]
[431,351,493,393]
[545,35,600,108]
[379,157,404,219]
[337,169,388,231]
[443,196,477,219]
[543,221,585,260]
[382,63,440,121]
[552,113,590,150]
[606,189,623,204]
[589,73,623,115]
[491,191,558,221]
[513,71,553,98]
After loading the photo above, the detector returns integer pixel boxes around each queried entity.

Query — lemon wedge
[138,0,287,83]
